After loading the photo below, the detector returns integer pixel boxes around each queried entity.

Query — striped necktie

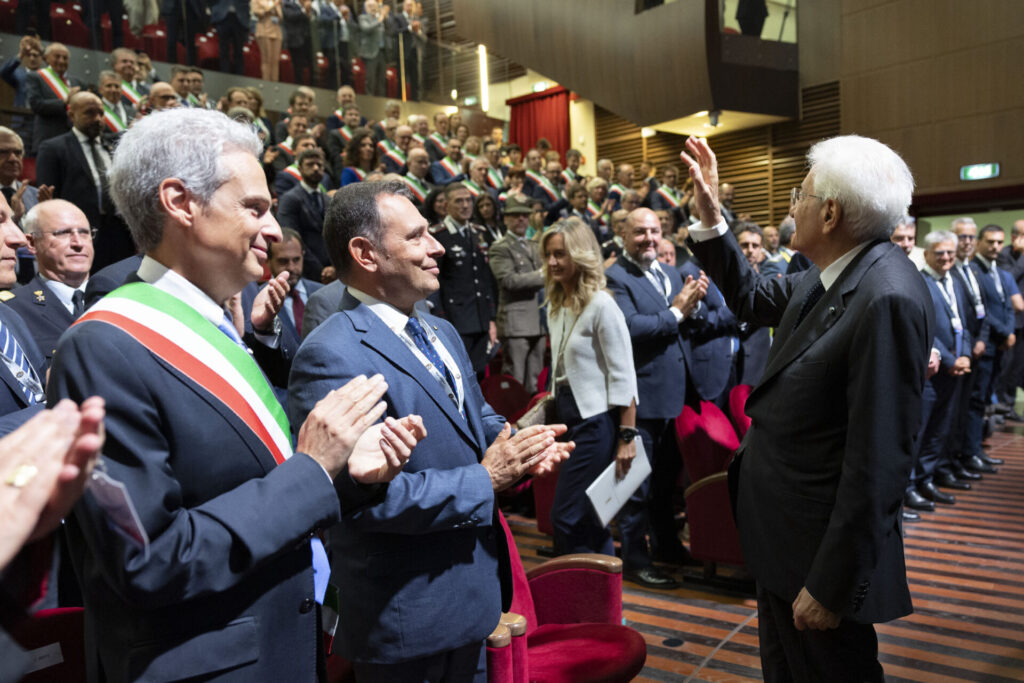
[0,320,42,404]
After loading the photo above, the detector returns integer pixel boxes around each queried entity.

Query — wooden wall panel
[595,83,840,228]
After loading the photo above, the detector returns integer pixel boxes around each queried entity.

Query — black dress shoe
[979,452,1005,466]
[902,510,921,522]
[919,482,956,505]
[934,471,972,490]
[964,455,998,474]
[953,464,982,480]
[1006,410,1024,423]
[625,566,680,589]
[904,490,935,511]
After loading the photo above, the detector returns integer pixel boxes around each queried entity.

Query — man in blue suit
[605,208,708,587]
[210,0,250,74]
[277,149,330,282]
[430,136,467,186]
[965,223,1016,473]
[48,108,419,682]
[288,180,572,682]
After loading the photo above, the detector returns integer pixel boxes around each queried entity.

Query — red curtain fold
[507,86,570,163]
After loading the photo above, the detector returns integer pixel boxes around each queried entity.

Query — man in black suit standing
[6,200,93,363]
[277,149,329,282]
[35,92,133,273]
[683,135,933,682]
[25,43,81,153]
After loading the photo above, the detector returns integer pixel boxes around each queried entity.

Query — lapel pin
[33,290,45,303]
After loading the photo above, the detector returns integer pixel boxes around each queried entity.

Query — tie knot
[405,316,426,339]
[289,287,301,300]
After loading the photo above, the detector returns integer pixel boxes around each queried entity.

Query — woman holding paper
[542,218,639,556]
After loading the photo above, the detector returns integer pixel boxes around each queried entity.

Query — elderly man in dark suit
[25,43,81,153]
[487,196,545,393]
[288,180,571,682]
[277,148,330,282]
[48,107,420,682]
[605,207,708,587]
[35,91,133,273]
[5,200,93,363]
[683,134,933,682]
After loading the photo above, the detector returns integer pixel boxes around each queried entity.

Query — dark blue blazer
[273,169,334,198]
[287,292,512,664]
[678,260,737,402]
[83,254,143,309]
[429,160,465,186]
[921,271,973,370]
[605,257,687,420]
[0,304,46,417]
[970,257,1015,348]
[276,185,328,280]
[5,275,77,362]
[48,296,343,682]
[950,262,988,346]
[242,278,324,361]
[210,0,250,25]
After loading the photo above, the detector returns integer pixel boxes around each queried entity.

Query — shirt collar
[819,242,870,291]
[976,254,997,270]
[38,275,86,308]
[72,127,95,144]
[348,286,413,334]
[137,255,227,329]
[300,180,319,194]
[922,264,946,281]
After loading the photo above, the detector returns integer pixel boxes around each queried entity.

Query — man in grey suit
[683,135,933,682]
[355,0,388,96]
[488,196,546,393]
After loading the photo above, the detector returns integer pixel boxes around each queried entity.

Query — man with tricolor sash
[402,147,434,209]
[608,162,634,210]
[273,133,329,196]
[560,148,583,187]
[463,157,499,205]
[527,160,563,212]
[482,141,507,191]
[99,71,134,135]
[110,48,148,109]
[430,137,466,187]
[25,43,81,153]
[379,124,412,175]
[426,111,449,162]
[48,108,424,682]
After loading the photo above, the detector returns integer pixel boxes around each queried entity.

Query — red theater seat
[279,50,294,84]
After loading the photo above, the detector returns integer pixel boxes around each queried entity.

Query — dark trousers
[352,640,485,683]
[996,326,1024,404]
[612,418,662,570]
[16,0,52,39]
[912,372,962,486]
[949,356,977,462]
[85,0,125,50]
[757,584,884,683]
[551,387,616,557]
[290,42,314,85]
[164,4,201,65]
[215,15,247,74]
[646,416,685,557]
[964,351,996,458]
[363,55,385,96]
[459,331,490,379]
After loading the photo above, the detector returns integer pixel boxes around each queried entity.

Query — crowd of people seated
[0,25,1022,683]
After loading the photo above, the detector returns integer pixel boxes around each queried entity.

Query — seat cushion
[526,623,646,683]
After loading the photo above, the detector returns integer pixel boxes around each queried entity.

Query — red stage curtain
[507,86,570,163]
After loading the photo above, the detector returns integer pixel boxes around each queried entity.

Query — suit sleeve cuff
[688,220,730,242]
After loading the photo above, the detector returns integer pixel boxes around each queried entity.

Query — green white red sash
[283,164,327,191]
[331,109,345,126]
[102,101,127,132]
[429,132,447,149]
[655,185,681,208]
[527,170,559,201]
[403,174,428,202]
[74,283,292,464]
[438,156,460,178]
[486,167,503,190]
[121,80,142,106]
[37,66,70,100]
[277,140,294,156]
[338,124,353,143]
[412,133,425,144]
[377,139,407,167]
[348,166,368,181]
[463,179,483,197]
[609,183,627,199]
[186,92,201,107]
[587,198,607,224]
[560,168,577,186]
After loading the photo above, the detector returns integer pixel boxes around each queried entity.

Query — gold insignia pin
[33,290,45,303]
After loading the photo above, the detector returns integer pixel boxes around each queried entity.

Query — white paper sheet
[585,439,652,527]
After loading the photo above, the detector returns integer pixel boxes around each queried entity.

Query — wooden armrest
[684,470,729,498]
[526,553,622,580]
[500,612,527,637]
[487,622,511,648]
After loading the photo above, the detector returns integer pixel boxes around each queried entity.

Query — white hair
[108,108,262,252]
[807,135,914,242]
[923,230,956,250]
[951,216,976,230]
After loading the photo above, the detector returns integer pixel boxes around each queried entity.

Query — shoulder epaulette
[0,290,15,301]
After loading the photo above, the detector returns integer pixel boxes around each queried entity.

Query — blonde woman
[252,0,283,81]
[542,218,639,556]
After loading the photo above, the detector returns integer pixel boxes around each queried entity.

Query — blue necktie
[0,320,41,404]
[218,311,248,351]
[405,317,457,396]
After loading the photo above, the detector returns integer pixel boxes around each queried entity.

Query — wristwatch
[618,426,640,443]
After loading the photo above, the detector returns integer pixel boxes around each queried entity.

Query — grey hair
[778,216,796,245]
[586,177,608,192]
[21,202,42,235]
[108,108,261,253]
[923,230,957,250]
[98,70,118,83]
[807,135,914,242]
[0,126,21,144]
[951,216,976,231]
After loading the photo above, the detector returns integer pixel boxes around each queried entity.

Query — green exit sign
[960,163,1000,181]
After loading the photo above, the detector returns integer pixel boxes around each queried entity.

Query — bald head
[24,199,93,287]
[68,92,104,139]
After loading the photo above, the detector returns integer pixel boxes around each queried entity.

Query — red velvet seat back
[498,512,540,633]
[729,383,753,437]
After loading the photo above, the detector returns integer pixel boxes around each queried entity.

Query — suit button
[299,598,315,613]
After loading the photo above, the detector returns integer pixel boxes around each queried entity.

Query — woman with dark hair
[340,128,379,186]
[473,192,503,245]
[421,187,447,225]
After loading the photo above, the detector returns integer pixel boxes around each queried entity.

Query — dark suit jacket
[276,185,328,280]
[605,257,688,420]
[287,292,512,663]
[997,245,1024,328]
[430,160,465,186]
[210,0,250,25]
[677,260,737,402]
[0,304,46,417]
[692,232,933,623]
[242,277,323,364]
[282,0,312,48]
[301,279,346,337]
[24,70,81,152]
[48,286,344,682]
[83,253,143,308]
[5,275,78,362]
[970,256,1015,350]
[921,271,973,370]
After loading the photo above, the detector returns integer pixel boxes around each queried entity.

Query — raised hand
[251,271,290,332]
[679,137,722,227]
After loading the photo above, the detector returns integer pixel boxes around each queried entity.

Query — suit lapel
[342,297,476,445]
[619,258,668,308]
[36,278,75,329]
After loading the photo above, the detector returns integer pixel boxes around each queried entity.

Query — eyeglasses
[790,187,822,207]
[38,227,97,241]
[956,234,976,241]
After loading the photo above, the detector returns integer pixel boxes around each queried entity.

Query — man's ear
[820,198,842,235]
[158,177,194,230]
[25,233,38,256]
[349,236,379,272]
